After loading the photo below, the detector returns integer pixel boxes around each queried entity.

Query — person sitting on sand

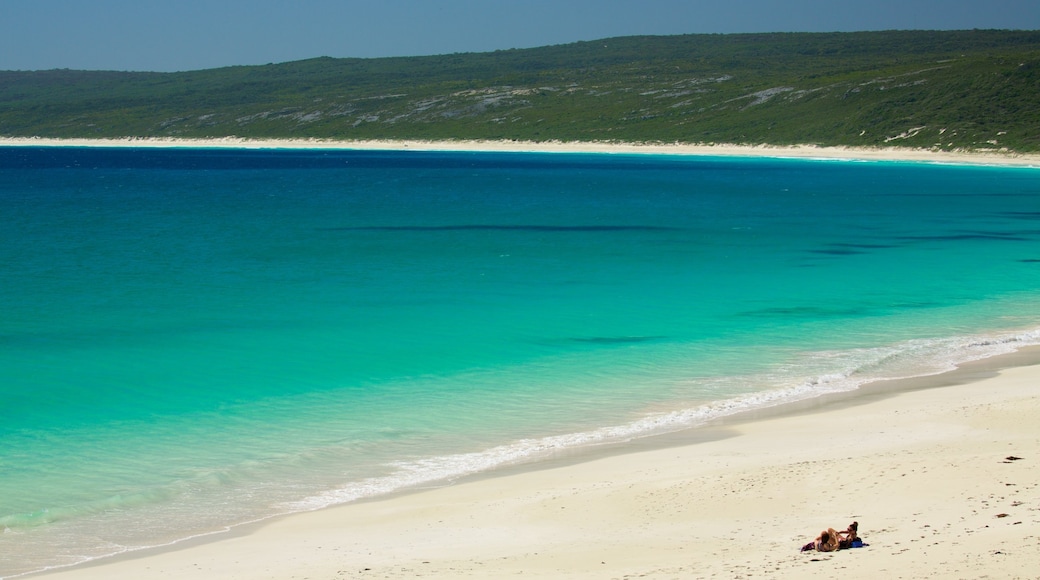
[838,521,859,549]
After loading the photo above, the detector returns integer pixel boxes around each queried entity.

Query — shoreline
[10,137,1040,578]
[28,344,1040,579]
[3,136,1040,167]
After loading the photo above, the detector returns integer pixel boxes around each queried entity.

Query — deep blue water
[2,146,1039,576]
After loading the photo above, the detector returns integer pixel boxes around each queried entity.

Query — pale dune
[31,348,1040,579]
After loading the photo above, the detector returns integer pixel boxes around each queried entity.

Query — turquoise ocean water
[2,146,1039,576]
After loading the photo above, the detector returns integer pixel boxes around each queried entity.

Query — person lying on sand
[801,521,860,552]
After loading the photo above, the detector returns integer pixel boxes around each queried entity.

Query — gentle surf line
[283,325,1040,513]
[7,326,1040,579]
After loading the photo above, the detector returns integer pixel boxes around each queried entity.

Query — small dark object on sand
[1005,456,1023,461]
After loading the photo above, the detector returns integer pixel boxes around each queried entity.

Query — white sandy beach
[3,136,1040,167]
[29,348,1040,580]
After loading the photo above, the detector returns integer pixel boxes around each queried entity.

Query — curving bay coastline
[5,138,1040,579]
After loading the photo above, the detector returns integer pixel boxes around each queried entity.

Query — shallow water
[1,147,1039,576]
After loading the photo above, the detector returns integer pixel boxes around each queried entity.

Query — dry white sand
[3,136,1040,167]
[31,349,1040,579]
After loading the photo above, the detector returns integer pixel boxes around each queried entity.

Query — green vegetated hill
[2,30,1040,151]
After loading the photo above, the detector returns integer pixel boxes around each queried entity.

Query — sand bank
[31,349,1040,579]
[3,136,1040,167]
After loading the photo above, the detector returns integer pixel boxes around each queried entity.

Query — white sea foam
[284,326,1040,513]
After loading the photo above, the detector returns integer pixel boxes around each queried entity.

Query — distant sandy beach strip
[30,347,1040,579]
[4,136,1040,167]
